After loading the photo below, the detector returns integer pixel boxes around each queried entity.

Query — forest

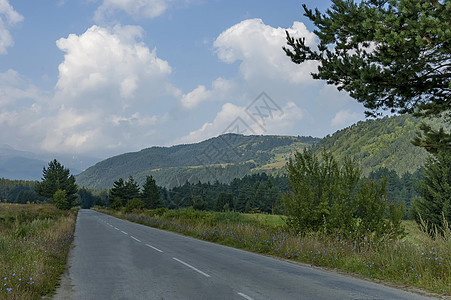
[0,164,421,219]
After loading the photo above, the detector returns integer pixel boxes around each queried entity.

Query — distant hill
[311,115,429,176]
[75,135,319,189]
[75,114,435,190]
[0,145,100,181]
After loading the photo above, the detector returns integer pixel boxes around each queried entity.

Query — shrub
[125,198,145,213]
[111,197,123,210]
[283,149,404,238]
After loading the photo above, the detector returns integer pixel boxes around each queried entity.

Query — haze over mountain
[0,145,100,181]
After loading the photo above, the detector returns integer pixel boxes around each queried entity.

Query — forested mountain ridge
[75,135,318,189]
[311,115,430,176]
[75,115,437,190]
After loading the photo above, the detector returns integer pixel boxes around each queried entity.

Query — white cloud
[0,0,23,54]
[331,110,362,127]
[56,25,172,102]
[39,24,179,155]
[94,0,169,22]
[180,77,236,109]
[177,101,304,144]
[214,18,318,84]
[181,85,210,109]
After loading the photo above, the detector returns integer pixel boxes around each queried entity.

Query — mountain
[311,114,430,176]
[75,134,319,189]
[0,145,100,181]
[75,114,435,190]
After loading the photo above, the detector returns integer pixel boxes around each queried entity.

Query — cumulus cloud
[177,101,304,145]
[214,18,318,84]
[0,0,23,54]
[180,77,236,109]
[56,25,172,101]
[94,0,169,22]
[39,24,179,154]
[331,110,362,127]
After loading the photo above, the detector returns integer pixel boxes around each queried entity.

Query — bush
[283,149,404,238]
[111,197,123,210]
[53,190,69,210]
[125,198,145,213]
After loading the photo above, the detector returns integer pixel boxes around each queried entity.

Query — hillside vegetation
[312,115,429,176]
[76,115,435,189]
[76,135,318,189]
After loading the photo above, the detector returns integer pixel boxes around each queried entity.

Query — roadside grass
[0,203,77,300]
[97,207,450,296]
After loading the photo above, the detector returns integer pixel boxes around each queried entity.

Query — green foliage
[283,150,404,237]
[77,187,101,209]
[413,149,451,235]
[53,189,69,210]
[125,198,145,213]
[141,175,162,209]
[312,115,429,176]
[109,176,140,206]
[111,197,123,210]
[35,160,77,209]
[75,134,318,189]
[0,204,76,299]
[215,192,234,212]
[284,0,450,118]
[0,179,45,204]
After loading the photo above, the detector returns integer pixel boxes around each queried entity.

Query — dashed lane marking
[172,257,210,278]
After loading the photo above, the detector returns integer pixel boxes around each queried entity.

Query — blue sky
[0,0,366,160]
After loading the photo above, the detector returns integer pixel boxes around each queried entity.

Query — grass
[0,203,77,300]
[97,207,450,297]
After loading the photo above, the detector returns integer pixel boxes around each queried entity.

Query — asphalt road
[53,209,435,300]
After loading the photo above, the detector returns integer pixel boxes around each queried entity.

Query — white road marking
[131,236,141,242]
[113,227,119,230]
[145,244,163,253]
[121,231,128,235]
[172,258,211,278]
[238,292,254,300]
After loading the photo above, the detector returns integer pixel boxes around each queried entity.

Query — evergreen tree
[110,176,141,206]
[414,149,451,234]
[110,178,126,205]
[124,176,141,201]
[35,159,77,209]
[284,0,450,118]
[236,184,250,212]
[53,189,69,210]
[284,0,450,151]
[216,192,233,211]
[142,175,163,209]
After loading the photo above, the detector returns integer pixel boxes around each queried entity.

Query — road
[53,209,435,300]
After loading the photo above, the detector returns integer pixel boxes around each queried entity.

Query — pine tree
[124,176,140,201]
[110,178,126,206]
[142,175,163,209]
[35,159,77,209]
[284,0,450,151]
[414,149,451,234]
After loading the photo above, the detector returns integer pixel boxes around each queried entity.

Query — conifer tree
[414,149,451,233]
[284,0,450,151]
[35,159,77,209]
[142,175,163,209]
